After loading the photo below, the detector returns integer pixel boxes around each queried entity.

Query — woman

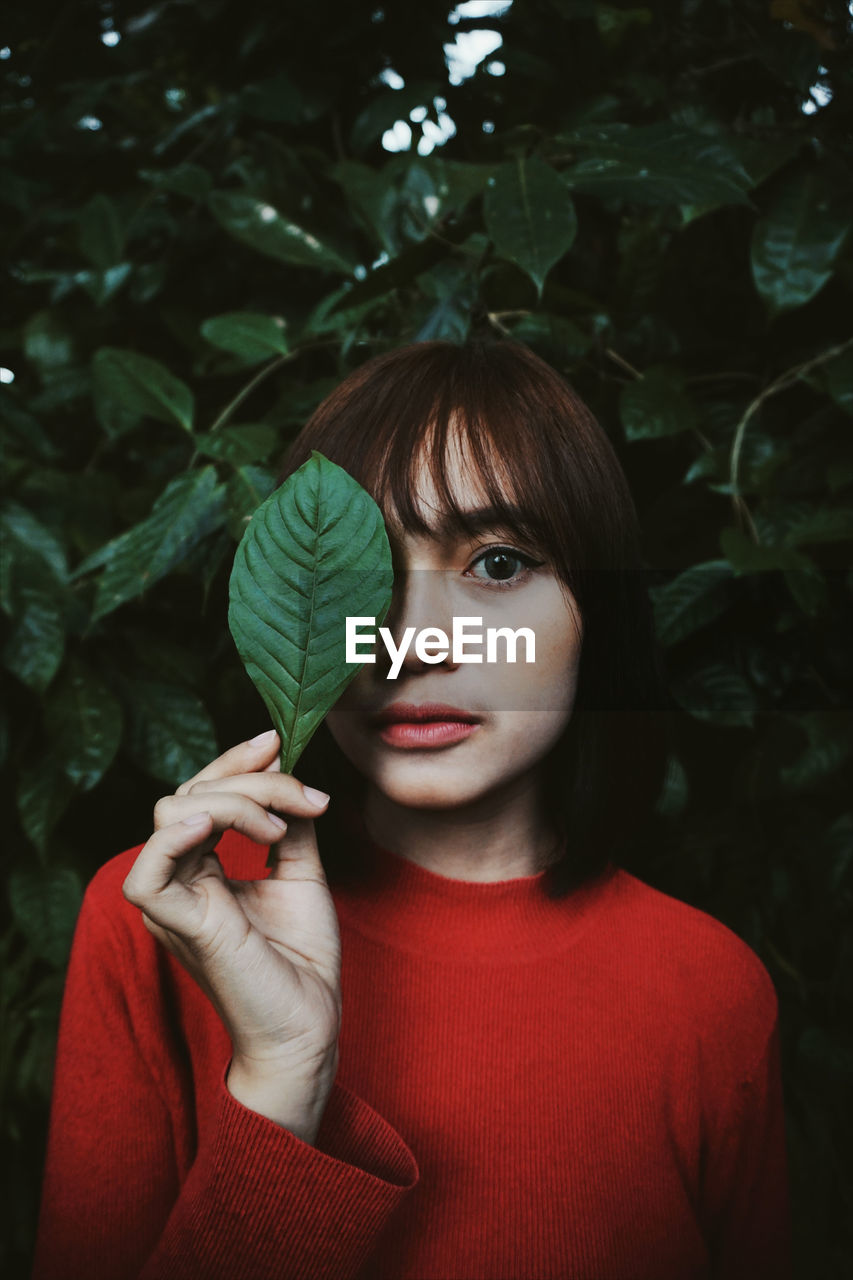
[32,340,791,1279]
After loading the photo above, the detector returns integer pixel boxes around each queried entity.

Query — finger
[154,792,290,844]
[122,814,216,923]
[175,730,280,796]
[178,773,330,820]
[267,815,327,884]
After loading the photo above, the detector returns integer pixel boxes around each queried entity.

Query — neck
[362,768,562,883]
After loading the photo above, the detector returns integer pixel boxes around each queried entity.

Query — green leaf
[649,561,734,647]
[751,168,851,315]
[349,83,441,154]
[152,101,225,156]
[720,526,814,574]
[620,367,698,439]
[808,345,853,416]
[414,259,476,343]
[226,465,278,540]
[123,678,218,785]
[824,813,853,895]
[782,505,853,547]
[22,311,74,375]
[0,525,68,692]
[302,287,388,340]
[655,753,689,817]
[396,161,452,244]
[484,157,578,298]
[15,971,66,1099]
[752,501,814,545]
[8,866,83,966]
[337,154,489,255]
[228,451,394,778]
[138,163,213,199]
[209,192,355,274]
[596,5,653,43]
[0,503,68,581]
[507,313,592,365]
[0,388,61,463]
[2,585,65,692]
[784,564,828,617]
[93,347,195,434]
[559,123,754,208]
[683,450,723,485]
[671,662,757,727]
[77,193,124,269]
[194,424,279,467]
[428,157,492,217]
[196,528,233,611]
[747,503,853,614]
[16,755,77,858]
[78,264,133,307]
[201,312,289,363]
[823,347,853,416]
[389,159,489,248]
[780,712,852,790]
[43,658,123,791]
[724,134,802,192]
[332,159,402,256]
[73,468,227,621]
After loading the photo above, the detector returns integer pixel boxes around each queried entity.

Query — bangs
[276,338,644,602]
[369,403,553,554]
[276,341,599,586]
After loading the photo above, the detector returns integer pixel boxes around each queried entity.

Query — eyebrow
[393,504,540,542]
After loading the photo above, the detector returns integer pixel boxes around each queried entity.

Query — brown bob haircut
[275,338,674,897]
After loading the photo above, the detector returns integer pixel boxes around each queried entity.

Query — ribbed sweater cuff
[139,1062,419,1280]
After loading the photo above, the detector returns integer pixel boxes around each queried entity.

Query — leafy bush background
[2,0,851,1274]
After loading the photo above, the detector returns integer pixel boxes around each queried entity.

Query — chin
[372,771,486,812]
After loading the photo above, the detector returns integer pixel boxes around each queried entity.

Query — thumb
[267,814,327,883]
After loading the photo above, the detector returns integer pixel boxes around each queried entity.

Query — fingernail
[268,813,287,830]
[182,813,210,826]
[249,729,277,746]
[302,785,330,808]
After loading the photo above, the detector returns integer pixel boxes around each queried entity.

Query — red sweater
[33,823,791,1280]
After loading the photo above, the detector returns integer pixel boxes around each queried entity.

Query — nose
[376,567,459,677]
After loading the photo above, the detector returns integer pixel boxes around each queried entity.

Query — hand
[121,731,342,1099]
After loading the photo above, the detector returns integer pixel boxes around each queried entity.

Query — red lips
[371,702,481,726]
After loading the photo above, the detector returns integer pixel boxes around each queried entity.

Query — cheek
[502,603,581,689]
[325,666,371,724]
[325,702,355,745]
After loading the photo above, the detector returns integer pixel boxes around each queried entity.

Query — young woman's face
[324,426,583,813]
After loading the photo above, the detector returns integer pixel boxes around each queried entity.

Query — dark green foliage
[1,0,851,1274]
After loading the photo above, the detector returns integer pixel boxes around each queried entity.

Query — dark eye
[467,546,543,587]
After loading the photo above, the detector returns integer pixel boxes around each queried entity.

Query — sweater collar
[331,804,621,963]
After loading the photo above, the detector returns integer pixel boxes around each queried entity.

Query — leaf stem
[604,347,643,380]
[208,353,291,436]
[728,336,853,537]
[486,309,533,336]
[185,337,349,471]
[185,353,291,470]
